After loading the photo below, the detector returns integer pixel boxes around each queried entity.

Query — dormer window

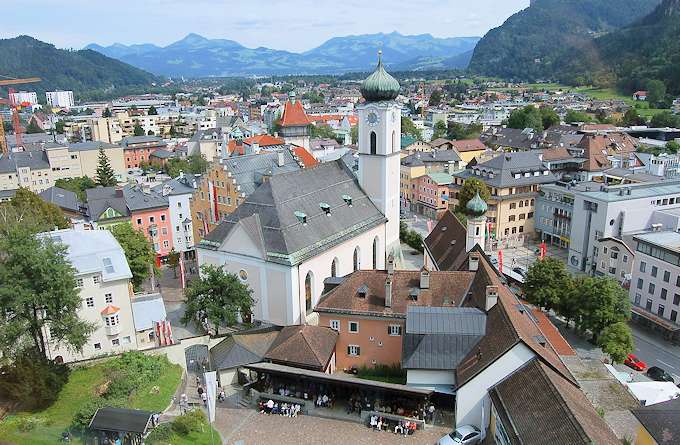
[357,284,368,298]
[342,195,353,207]
[320,202,331,215]
[294,211,307,225]
[409,287,419,301]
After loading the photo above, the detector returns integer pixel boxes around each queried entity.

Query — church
[196,53,403,326]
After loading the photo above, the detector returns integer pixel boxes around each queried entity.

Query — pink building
[124,184,174,257]
[415,172,453,220]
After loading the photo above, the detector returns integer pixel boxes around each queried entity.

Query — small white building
[39,229,138,363]
[46,90,75,109]
[9,91,38,105]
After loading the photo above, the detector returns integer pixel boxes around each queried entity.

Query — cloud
[0,0,529,51]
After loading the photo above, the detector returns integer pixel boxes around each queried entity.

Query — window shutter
[347,346,351,355]
[398,326,402,335]
[357,346,360,356]
[387,326,391,335]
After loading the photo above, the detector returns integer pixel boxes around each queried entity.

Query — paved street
[629,324,680,382]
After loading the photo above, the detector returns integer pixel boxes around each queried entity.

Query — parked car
[512,267,527,279]
[437,425,481,445]
[624,353,647,371]
[647,366,675,382]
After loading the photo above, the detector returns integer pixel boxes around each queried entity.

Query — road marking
[658,360,675,370]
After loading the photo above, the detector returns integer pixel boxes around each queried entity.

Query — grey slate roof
[149,149,176,159]
[131,293,167,331]
[201,160,386,266]
[220,149,302,196]
[402,306,486,371]
[122,184,168,211]
[86,187,129,222]
[455,151,557,188]
[39,186,82,213]
[631,397,680,445]
[152,174,200,196]
[0,150,50,173]
[401,149,462,167]
[68,141,119,152]
[190,128,223,142]
[211,328,280,370]
[120,135,166,147]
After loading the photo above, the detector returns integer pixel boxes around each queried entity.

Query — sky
[3,0,529,52]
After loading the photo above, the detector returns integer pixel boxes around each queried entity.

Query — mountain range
[85,32,480,78]
[0,36,159,96]
[468,0,662,81]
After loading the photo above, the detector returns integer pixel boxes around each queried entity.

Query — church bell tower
[357,51,402,255]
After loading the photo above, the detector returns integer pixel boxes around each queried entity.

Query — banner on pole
[204,371,218,423]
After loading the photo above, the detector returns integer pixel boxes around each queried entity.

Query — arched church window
[354,247,361,271]
[305,271,313,313]
[392,130,397,153]
[476,226,480,236]
[370,132,377,155]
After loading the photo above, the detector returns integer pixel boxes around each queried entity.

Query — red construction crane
[0,76,42,155]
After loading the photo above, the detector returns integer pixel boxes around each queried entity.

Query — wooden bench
[365,410,425,430]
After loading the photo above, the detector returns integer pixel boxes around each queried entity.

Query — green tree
[666,141,680,154]
[523,257,573,313]
[102,108,112,118]
[350,125,359,144]
[650,111,680,128]
[597,322,634,363]
[181,265,254,334]
[188,154,209,174]
[401,116,422,140]
[110,223,156,289]
[577,276,631,342]
[0,348,69,410]
[168,249,180,278]
[565,110,594,124]
[308,124,337,140]
[0,188,69,234]
[169,125,177,137]
[2,120,13,133]
[620,108,646,127]
[507,105,543,133]
[456,178,490,214]
[96,147,118,186]
[55,176,96,202]
[55,120,65,134]
[428,90,443,106]
[645,79,666,107]
[147,105,158,115]
[447,122,482,140]
[432,121,448,140]
[133,123,145,136]
[26,119,44,134]
[0,227,96,357]
[540,107,560,129]
[558,279,583,328]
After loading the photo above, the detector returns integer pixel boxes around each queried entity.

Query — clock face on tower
[366,112,380,126]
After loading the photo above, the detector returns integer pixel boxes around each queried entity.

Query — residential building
[124,184,173,257]
[86,187,130,229]
[534,182,577,249]
[414,172,453,219]
[593,237,634,286]
[188,128,227,162]
[9,91,38,105]
[191,147,304,243]
[629,231,680,344]
[279,92,311,150]
[38,229,138,363]
[87,117,124,144]
[450,139,488,164]
[638,152,680,179]
[51,141,125,182]
[153,173,200,255]
[450,152,557,248]
[130,293,168,350]
[400,150,464,212]
[0,150,52,193]
[46,90,75,109]
[121,135,167,169]
[315,267,475,370]
[39,186,85,219]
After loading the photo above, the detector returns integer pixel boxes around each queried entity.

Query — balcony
[105,324,121,336]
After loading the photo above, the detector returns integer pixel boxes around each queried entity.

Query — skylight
[102,257,115,274]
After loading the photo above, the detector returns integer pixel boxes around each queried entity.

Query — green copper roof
[466,192,488,215]
[360,51,400,102]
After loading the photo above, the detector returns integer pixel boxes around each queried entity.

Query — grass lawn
[149,422,220,445]
[0,355,182,445]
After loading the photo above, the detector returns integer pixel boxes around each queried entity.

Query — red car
[624,354,647,371]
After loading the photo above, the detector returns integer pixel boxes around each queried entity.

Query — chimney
[142,183,151,195]
[277,150,285,167]
[115,188,124,198]
[420,268,430,289]
[485,285,498,311]
[385,277,392,308]
[468,252,480,272]
[252,142,260,153]
[387,253,395,275]
[179,170,184,179]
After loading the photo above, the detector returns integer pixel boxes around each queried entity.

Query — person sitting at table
[321,394,329,407]
[396,406,404,416]
[394,421,404,434]
[408,421,417,435]
[370,415,377,429]
[376,417,383,431]
[266,399,274,414]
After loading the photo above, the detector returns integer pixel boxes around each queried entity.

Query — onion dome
[466,192,488,216]
[360,51,400,102]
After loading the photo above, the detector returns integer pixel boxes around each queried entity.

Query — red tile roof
[264,325,337,371]
[451,139,486,152]
[280,100,311,127]
[291,146,319,168]
[100,305,120,315]
[530,308,576,356]
[227,135,285,155]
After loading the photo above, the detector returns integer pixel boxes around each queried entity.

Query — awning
[88,407,152,433]
[632,306,680,332]
[244,362,432,397]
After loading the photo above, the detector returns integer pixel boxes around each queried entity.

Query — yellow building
[400,150,465,212]
[449,152,557,248]
[451,139,488,164]
[88,117,124,144]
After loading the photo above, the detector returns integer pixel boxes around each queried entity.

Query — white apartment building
[629,231,680,344]
[10,91,38,105]
[46,90,75,109]
[39,229,138,363]
[154,173,199,254]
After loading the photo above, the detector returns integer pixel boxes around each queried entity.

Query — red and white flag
[164,320,174,345]
[498,250,504,274]
[539,242,547,260]
[426,219,433,233]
